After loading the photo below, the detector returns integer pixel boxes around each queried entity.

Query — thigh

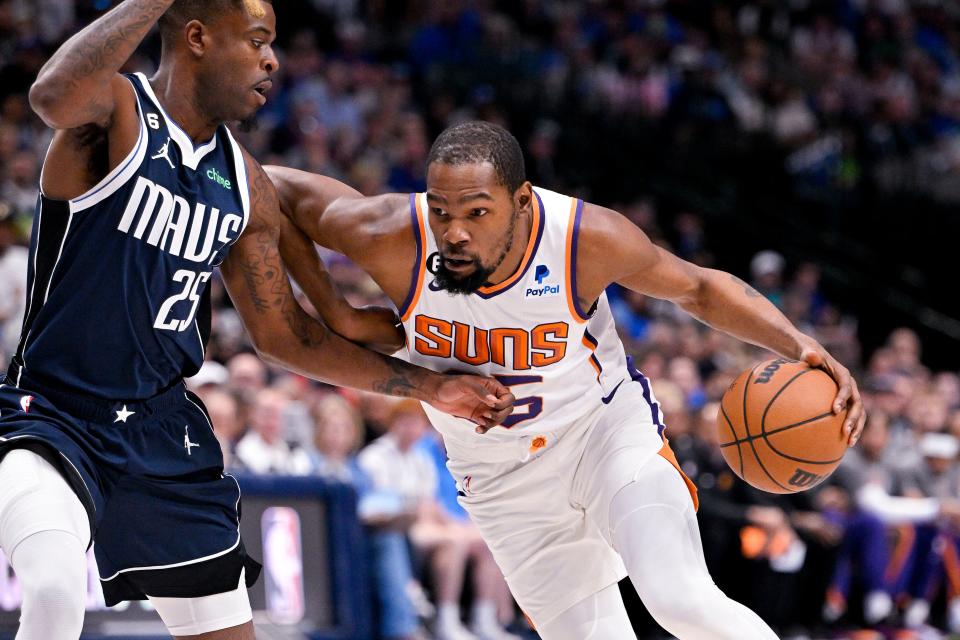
[450,445,625,630]
[537,582,635,640]
[95,395,260,606]
[149,569,253,638]
[0,448,90,555]
[574,383,669,542]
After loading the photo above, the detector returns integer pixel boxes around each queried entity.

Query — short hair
[427,121,526,194]
[159,0,270,44]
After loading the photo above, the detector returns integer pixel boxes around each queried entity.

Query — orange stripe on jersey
[658,436,699,511]
[399,193,428,322]
[884,524,915,584]
[476,192,543,296]
[565,198,590,323]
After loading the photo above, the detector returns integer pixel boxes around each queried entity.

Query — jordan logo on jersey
[116,176,243,264]
[184,426,200,455]
[151,137,176,169]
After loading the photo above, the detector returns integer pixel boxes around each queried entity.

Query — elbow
[29,80,70,129]
[249,331,284,366]
[677,267,712,317]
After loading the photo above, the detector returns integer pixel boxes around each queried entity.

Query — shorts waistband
[5,365,188,424]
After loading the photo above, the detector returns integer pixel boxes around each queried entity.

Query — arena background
[0,0,959,638]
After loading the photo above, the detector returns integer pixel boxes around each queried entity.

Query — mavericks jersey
[11,73,249,400]
[400,187,660,450]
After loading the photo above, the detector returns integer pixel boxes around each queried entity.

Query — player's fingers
[800,348,824,368]
[850,408,866,446]
[829,362,852,414]
[491,392,515,411]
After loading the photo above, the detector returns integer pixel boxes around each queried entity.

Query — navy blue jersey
[11,73,250,400]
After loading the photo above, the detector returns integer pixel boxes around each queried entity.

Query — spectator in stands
[0,201,26,366]
[418,428,520,640]
[194,385,245,471]
[235,388,312,475]
[313,394,428,640]
[360,401,516,640]
[227,352,269,398]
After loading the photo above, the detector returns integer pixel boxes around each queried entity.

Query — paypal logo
[526,265,559,298]
[535,265,550,284]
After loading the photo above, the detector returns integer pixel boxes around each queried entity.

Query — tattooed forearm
[32,0,174,123]
[238,232,271,314]
[730,274,763,298]
[371,356,421,398]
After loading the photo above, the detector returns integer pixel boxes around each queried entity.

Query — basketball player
[3,3,512,640]
[268,121,867,639]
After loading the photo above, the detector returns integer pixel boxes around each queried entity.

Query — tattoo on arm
[371,356,420,398]
[730,274,763,298]
[38,0,172,116]
[244,157,328,349]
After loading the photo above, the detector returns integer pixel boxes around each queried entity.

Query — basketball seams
[719,410,835,447]
[719,402,744,478]
[761,368,845,466]
[741,365,793,492]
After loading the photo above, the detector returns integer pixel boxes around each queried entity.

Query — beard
[433,209,518,295]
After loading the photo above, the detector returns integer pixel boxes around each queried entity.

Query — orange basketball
[717,358,848,493]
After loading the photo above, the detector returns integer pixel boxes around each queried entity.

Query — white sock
[864,590,892,625]
[438,602,463,629]
[471,599,499,631]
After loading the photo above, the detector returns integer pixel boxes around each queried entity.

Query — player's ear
[515,181,533,213]
[184,20,209,57]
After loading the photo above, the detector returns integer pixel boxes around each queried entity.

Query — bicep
[266,165,362,252]
[579,203,704,305]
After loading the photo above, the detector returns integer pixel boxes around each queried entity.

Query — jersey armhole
[65,76,149,214]
[564,198,592,323]
[397,193,427,322]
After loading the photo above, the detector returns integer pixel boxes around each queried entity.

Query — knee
[19,572,86,633]
[638,580,717,629]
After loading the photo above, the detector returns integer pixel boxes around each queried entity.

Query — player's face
[425,161,530,294]
[197,2,279,123]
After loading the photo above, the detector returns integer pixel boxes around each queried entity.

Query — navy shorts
[0,372,260,606]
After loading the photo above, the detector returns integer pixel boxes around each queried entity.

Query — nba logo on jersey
[261,507,305,625]
[526,264,559,298]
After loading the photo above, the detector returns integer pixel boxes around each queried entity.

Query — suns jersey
[400,187,659,450]
[9,72,249,400]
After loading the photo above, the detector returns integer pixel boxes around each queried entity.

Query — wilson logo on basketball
[753,358,794,384]
[787,468,823,488]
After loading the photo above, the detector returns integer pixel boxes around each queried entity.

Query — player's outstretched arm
[222,155,513,427]
[577,202,865,445]
[265,166,413,289]
[277,214,405,354]
[29,0,172,130]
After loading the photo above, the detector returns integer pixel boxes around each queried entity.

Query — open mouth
[253,79,273,100]
[443,257,474,272]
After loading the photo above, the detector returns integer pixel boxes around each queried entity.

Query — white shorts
[445,382,696,628]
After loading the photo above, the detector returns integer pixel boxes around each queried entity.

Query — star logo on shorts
[114,405,135,423]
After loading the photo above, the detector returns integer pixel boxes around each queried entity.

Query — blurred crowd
[1,0,960,638]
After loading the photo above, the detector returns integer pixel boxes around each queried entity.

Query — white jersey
[399,187,664,455]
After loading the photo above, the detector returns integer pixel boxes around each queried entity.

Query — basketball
[717,358,848,494]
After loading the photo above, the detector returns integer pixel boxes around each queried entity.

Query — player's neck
[149,67,220,143]
[485,212,533,286]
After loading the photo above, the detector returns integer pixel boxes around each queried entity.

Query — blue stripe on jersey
[626,355,666,437]
[12,74,248,400]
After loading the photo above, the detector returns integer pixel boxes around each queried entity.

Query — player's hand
[746,505,787,531]
[800,343,865,447]
[428,375,515,431]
